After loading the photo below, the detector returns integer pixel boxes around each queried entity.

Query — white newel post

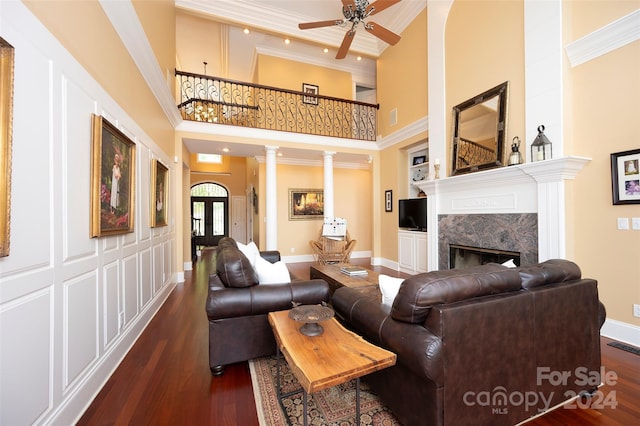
[265,146,278,250]
[323,151,335,219]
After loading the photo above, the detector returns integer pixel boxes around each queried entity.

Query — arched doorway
[191,183,228,247]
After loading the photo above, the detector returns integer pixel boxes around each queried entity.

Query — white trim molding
[566,9,640,68]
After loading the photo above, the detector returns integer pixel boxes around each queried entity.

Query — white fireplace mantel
[415,156,591,270]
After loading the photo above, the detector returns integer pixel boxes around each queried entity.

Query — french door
[191,196,228,247]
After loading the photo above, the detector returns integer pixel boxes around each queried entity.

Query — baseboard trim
[600,318,640,347]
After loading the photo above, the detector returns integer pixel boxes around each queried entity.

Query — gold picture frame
[90,114,136,237]
[151,159,168,227]
[0,38,15,257]
[288,188,324,220]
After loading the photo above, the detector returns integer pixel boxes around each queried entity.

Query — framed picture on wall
[0,37,14,257]
[151,159,168,227]
[302,83,319,105]
[385,190,393,212]
[289,188,323,220]
[90,114,136,237]
[611,148,640,205]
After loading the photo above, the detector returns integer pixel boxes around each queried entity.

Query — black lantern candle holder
[531,125,552,162]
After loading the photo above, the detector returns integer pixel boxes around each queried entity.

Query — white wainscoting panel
[102,262,120,349]
[123,253,139,327]
[0,289,53,425]
[140,248,153,307]
[64,273,99,389]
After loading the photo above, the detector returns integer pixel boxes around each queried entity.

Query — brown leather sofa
[206,237,330,375]
[332,259,606,426]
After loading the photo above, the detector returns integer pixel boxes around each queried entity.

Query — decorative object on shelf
[452,81,509,175]
[610,148,640,205]
[302,83,319,105]
[434,158,441,179]
[413,155,427,165]
[412,167,426,181]
[508,137,523,166]
[289,303,335,336]
[385,189,392,212]
[531,125,552,161]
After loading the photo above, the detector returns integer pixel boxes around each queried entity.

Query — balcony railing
[175,70,379,141]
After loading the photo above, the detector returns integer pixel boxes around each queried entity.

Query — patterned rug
[249,355,401,426]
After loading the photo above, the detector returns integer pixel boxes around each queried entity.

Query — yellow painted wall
[24,0,175,156]
[176,11,223,76]
[133,0,175,80]
[567,1,640,327]
[255,55,352,99]
[445,0,525,173]
[258,163,372,256]
[189,155,247,196]
[377,8,428,137]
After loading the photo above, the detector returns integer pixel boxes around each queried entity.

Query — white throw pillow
[502,259,517,268]
[237,241,260,267]
[253,253,291,285]
[379,274,404,306]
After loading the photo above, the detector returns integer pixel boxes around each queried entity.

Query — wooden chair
[310,230,356,264]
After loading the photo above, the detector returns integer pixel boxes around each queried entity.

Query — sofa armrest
[260,250,281,263]
[206,278,329,320]
[333,286,443,384]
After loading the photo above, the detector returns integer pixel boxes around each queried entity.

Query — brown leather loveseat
[206,237,330,375]
[332,259,606,425]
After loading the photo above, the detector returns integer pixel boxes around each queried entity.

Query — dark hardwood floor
[78,249,639,425]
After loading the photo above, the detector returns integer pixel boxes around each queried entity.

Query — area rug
[249,355,401,426]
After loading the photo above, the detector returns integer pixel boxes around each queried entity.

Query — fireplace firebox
[449,244,521,269]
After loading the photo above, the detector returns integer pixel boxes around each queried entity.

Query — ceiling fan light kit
[298,0,402,59]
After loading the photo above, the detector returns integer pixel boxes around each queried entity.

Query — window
[197,153,222,164]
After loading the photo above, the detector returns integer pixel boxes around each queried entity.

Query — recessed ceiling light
[222,148,230,153]
[243,28,250,35]
[356,56,362,61]
[323,48,329,53]
[284,38,290,45]
[277,152,283,157]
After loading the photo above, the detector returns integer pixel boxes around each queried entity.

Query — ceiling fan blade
[365,0,402,16]
[298,20,343,30]
[341,0,356,9]
[364,21,401,45]
[336,30,356,59]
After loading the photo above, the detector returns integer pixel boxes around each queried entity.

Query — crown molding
[99,0,182,127]
[566,9,640,67]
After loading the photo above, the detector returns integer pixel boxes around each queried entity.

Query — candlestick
[434,163,441,180]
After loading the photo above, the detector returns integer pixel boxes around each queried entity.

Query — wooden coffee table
[268,309,396,426]
[310,263,380,296]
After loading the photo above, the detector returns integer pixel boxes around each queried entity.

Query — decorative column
[265,146,278,250]
[323,151,336,219]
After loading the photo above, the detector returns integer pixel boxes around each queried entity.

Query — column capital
[265,145,279,153]
[323,151,336,157]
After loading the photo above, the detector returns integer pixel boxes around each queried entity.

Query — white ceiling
[174,0,426,166]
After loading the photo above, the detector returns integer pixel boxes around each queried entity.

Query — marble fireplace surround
[415,157,590,271]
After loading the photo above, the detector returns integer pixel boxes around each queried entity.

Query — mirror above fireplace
[451,81,509,175]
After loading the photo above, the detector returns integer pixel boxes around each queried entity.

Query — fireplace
[450,244,521,269]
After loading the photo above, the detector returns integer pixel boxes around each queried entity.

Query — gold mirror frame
[451,81,509,175]
[0,38,15,257]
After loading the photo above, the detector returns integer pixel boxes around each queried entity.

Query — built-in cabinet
[398,230,428,274]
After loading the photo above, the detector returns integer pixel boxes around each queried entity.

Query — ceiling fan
[298,0,402,59]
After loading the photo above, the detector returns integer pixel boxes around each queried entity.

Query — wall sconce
[531,125,552,162]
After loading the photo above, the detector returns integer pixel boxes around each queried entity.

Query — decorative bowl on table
[288,304,334,336]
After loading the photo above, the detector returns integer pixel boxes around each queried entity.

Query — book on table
[340,265,368,276]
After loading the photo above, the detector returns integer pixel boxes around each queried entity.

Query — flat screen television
[398,198,427,231]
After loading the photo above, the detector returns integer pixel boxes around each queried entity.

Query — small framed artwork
[289,188,324,220]
[385,190,393,212]
[151,159,168,227]
[302,83,319,105]
[413,155,427,166]
[90,114,136,237]
[0,37,15,257]
[611,148,640,205]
